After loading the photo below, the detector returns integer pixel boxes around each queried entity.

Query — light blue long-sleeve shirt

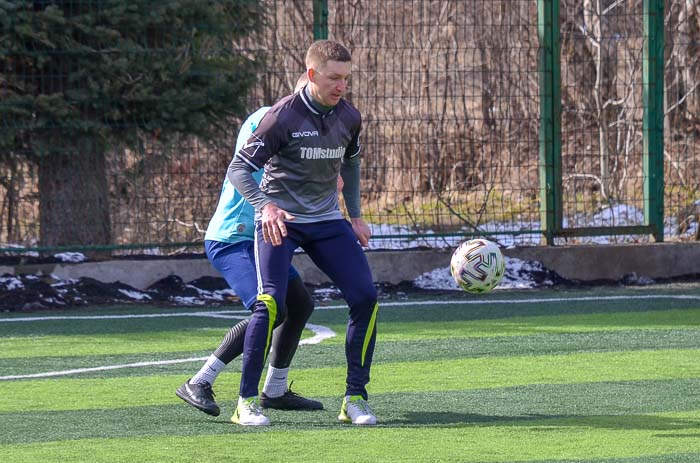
[204,107,270,243]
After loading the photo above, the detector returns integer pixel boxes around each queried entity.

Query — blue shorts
[204,239,300,310]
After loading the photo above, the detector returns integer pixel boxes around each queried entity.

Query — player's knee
[272,304,289,328]
[255,294,287,325]
[348,285,377,313]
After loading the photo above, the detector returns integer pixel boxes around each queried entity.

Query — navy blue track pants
[239,219,378,399]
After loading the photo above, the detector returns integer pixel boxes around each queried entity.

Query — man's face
[309,60,351,107]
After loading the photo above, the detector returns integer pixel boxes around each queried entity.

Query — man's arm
[227,157,270,211]
[228,156,294,246]
[228,108,276,211]
[340,156,361,218]
[340,156,370,246]
[229,108,296,246]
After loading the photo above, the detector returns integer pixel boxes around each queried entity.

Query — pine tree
[0,0,263,247]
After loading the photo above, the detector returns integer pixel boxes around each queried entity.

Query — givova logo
[291,130,319,138]
[300,146,346,159]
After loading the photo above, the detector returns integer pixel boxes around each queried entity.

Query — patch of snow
[0,276,24,291]
[414,257,558,291]
[0,200,696,312]
[413,267,458,290]
[2,244,39,257]
[171,296,207,305]
[50,275,79,287]
[54,252,87,263]
[620,273,656,286]
[366,203,691,249]
[118,289,152,301]
[314,287,343,301]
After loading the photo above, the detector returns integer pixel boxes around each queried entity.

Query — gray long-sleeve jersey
[228,86,362,222]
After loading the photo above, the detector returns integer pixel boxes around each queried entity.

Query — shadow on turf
[387,412,700,431]
[180,410,700,433]
[6,406,697,445]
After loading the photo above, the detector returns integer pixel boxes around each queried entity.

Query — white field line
[2,294,698,381]
[0,357,209,381]
[299,323,335,345]
[2,294,700,323]
[0,321,336,381]
[0,310,249,323]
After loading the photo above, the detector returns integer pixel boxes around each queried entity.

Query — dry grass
[1,0,699,248]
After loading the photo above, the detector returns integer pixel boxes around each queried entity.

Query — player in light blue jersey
[176,75,323,416]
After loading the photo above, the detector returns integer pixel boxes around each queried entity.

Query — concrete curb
[505,242,700,281]
[1,242,698,290]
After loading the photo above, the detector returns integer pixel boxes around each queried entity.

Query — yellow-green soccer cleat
[231,396,270,426]
[338,395,377,425]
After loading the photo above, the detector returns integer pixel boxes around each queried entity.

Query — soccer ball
[450,239,505,293]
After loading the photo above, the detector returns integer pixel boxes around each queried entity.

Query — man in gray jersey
[175,74,324,417]
[228,40,379,426]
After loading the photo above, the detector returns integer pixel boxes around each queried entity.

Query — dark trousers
[239,219,378,399]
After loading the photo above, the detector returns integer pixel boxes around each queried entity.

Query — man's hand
[261,202,295,246]
[350,217,371,247]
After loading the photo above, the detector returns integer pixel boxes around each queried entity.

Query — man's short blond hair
[305,40,351,69]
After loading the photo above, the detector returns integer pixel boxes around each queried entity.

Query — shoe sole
[260,394,324,411]
[231,410,270,426]
[175,388,221,417]
[261,402,324,411]
[338,411,377,425]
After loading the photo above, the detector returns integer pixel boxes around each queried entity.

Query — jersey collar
[301,86,336,117]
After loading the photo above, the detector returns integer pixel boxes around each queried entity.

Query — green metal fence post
[643,0,665,242]
[313,0,328,40]
[537,0,562,245]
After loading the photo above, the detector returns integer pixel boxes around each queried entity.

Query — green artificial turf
[0,287,698,463]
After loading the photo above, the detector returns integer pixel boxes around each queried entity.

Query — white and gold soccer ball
[450,239,505,293]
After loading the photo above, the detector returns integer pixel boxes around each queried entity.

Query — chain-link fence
[1,0,698,255]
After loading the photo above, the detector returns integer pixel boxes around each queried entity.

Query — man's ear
[307,68,316,83]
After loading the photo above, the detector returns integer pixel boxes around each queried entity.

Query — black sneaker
[176,380,221,416]
[260,384,323,410]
